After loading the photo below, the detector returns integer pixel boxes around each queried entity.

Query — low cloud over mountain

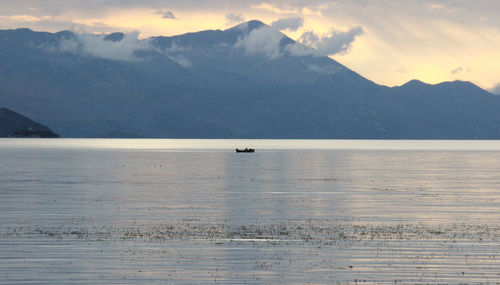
[53,31,150,61]
[39,18,363,64]
[234,19,363,59]
[296,27,364,56]
[234,25,285,59]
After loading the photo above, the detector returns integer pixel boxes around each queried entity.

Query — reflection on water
[1,139,500,283]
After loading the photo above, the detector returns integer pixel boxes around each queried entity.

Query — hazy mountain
[0,108,58,137]
[1,21,500,138]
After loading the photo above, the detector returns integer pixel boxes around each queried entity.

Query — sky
[1,0,500,92]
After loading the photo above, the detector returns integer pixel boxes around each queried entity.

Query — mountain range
[1,20,499,139]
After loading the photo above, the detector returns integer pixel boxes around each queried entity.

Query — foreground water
[2,139,500,283]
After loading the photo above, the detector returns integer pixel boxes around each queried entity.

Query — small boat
[235,148,255,153]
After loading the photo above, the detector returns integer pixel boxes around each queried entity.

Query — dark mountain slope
[0,108,58,137]
[388,80,500,138]
[0,22,499,138]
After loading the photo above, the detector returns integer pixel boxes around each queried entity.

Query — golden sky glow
[1,0,500,92]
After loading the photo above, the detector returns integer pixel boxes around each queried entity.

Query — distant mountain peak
[55,30,76,40]
[401,79,476,89]
[441,80,474,86]
[15,27,33,33]
[435,80,486,92]
[226,20,267,33]
[401,79,428,87]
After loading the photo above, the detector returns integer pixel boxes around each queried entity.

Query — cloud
[251,2,298,14]
[295,27,364,56]
[234,26,284,59]
[157,41,193,67]
[55,32,194,66]
[425,3,447,12]
[285,26,364,57]
[0,0,210,17]
[234,22,363,59]
[157,10,176,19]
[301,6,324,17]
[6,14,41,22]
[451,67,472,74]
[271,17,303,32]
[57,31,151,61]
[167,54,192,68]
[226,12,245,26]
[161,41,190,53]
[284,41,316,56]
[491,83,500,95]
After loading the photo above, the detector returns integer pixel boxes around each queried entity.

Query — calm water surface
[1,139,500,283]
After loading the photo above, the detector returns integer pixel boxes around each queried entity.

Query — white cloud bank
[234,26,285,59]
[58,32,150,61]
[296,27,364,56]
[161,42,193,67]
[235,17,364,59]
[53,31,192,66]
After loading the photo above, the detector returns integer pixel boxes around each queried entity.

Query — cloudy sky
[1,0,499,91]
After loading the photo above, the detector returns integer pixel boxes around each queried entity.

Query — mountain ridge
[0,21,499,139]
[1,25,481,90]
[0,108,59,138]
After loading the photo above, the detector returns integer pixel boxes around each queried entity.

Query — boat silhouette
[235,148,255,153]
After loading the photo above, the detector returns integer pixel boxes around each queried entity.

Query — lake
[1,139,500,283]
